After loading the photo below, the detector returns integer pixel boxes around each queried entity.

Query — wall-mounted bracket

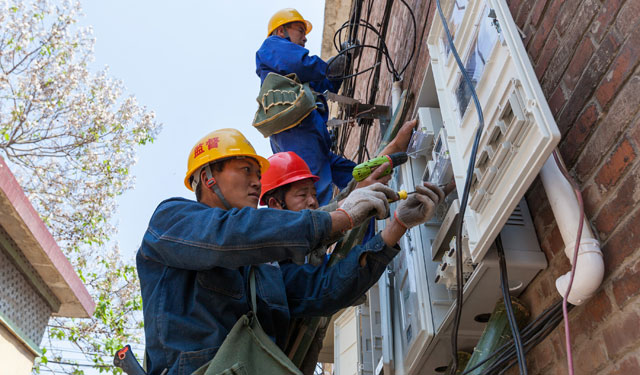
[324,90,391,128]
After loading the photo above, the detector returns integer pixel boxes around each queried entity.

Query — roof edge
[0,157,95,318]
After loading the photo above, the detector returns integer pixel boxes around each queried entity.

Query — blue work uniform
[256,35,356,205]
[137,197,399,375]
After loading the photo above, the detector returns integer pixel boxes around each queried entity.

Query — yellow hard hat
[267,8,312,37]
[184,128,270,191]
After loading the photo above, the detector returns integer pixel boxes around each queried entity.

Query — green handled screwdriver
[352,152,408,182]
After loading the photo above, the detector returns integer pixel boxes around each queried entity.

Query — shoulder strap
[249,267,257,315]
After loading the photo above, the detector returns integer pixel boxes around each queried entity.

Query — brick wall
[338,0,640,373]
[336,0,437,160]
[510,0,640,373]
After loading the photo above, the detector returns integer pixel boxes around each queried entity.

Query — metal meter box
[427,0,561,262]
[334,304,376,375]
[367,156,546,375]
[337,1,561,373]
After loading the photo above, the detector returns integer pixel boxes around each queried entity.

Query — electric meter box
[411,107,444,159]
[384,157,545,375]
[334,305,375,375]
[427,0,561,262]
[335,0,560,373]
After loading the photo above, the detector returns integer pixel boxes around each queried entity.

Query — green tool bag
[191,268,302,375]
[252,73,317,137]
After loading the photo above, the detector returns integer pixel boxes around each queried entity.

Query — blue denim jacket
[255,36,356,205]
[137,197,399,375]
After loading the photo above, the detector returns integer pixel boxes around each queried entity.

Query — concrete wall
[321,0,354,60]
[0,323,36,375]
[333,0,640,373]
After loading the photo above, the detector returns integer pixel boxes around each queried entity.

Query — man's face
[213,158,262,209]
[283,178,318,211]
[284,22,307,47]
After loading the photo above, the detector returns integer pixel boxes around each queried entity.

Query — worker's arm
[284,183,443,316]
[140,193,387,270]
[140,197,339,270]
[282,232,399,317]
[256,36,340,92]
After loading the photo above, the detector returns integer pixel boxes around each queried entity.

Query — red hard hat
[260,151,319,205]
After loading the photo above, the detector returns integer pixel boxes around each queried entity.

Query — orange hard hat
[259,151,319,205]
[267,8,312,37]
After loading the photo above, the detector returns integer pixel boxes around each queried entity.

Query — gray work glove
[326,53,349,79]
[395,182,445,228]
[340,40,361,59]
[339,183,397,227]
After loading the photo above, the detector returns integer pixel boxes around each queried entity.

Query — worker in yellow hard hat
[135,128,443,375]
[256,8,356,207]
[266,8,312,47]
[256,8,416,207]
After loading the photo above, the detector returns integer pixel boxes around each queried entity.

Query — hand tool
[114,345,147,375]
[352,152,408,182]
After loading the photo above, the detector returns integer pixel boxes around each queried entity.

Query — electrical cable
[552,149,584,375]
[492,307,568,375]
[332,3,570,374]
[331,0,417,81]
[464,301,565,374]
[397,0,418,77]
[461,300,563,374]
[496,234,529,375]
[434,0,486,372]
[329,23,398,80]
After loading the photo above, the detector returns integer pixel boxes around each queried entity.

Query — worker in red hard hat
[259,150,445,375]
[260,151,320,212]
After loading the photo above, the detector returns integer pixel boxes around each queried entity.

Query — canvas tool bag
[252,73,317,137]
[191,268,302,375]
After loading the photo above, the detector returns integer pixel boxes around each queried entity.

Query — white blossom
[0,1,160,373]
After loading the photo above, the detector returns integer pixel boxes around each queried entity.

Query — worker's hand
[355,161,393,189]
[339,183,397,226]
[379,119,417,156]
[340,40,361,59]
[327,54,349,79]
[394,182,444,228]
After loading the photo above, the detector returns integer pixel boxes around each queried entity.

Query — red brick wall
[338,0,437,160]
[339,0,640,373]
[509,0,640,373]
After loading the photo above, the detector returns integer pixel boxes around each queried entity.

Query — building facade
[0,157,95,374]
[321,0,640,373]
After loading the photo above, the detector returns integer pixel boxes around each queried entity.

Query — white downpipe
[391,80,402,113]
[539,153,604,305]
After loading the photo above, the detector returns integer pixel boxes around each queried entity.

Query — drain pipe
[391,80,402,112]
[538,153,604,305]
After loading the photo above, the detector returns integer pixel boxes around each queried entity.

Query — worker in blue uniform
[255,8,354,205]
[255,8,419,205]
[136,128,444,375]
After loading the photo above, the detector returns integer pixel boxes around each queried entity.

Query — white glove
[395,183,444,228]
[338,183,397,228]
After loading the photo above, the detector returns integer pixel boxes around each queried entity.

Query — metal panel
[427,0,561,262]
[0,235,52,346]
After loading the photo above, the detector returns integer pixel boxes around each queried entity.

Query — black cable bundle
[434,0,486,371]
[496,235,528,375]
[330,0,418,161]
[461,299,567,375]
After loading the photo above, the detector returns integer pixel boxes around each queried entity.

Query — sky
[79,1,328,260]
